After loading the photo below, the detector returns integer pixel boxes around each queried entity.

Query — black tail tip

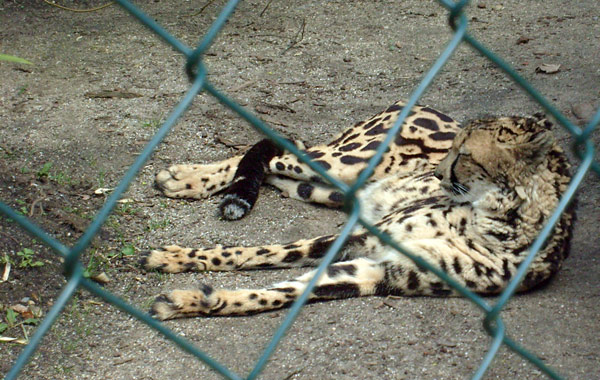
[219,194,251,220]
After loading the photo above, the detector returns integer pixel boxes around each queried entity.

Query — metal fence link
[2,1,598,379]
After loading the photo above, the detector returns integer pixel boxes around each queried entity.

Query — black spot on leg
[407,271,420,290]
[297,183,314,199]
[313,283,360,298]
[249,293,258,300]
[272,300,282,306]
[256,249,270,255]
[259,299,268,306]
[211,257,222,266]
[188,250,197,258]
[329,191,344,203]
[275,162,285,171]
[201,284,214,296]
[294,166,303,174]
[186,183,193,189]
[282,250,303,263]
[222,251,232,258]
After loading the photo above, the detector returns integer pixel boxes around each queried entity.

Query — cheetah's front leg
[140,234,345,273]
[155,155,243,199]
[150,257,384,319]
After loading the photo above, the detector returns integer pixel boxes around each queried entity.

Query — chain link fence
[3,1,599,379]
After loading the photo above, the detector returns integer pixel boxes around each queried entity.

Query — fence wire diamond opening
[3,1,599,379]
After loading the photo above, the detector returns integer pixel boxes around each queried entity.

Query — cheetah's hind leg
[150,257,384,319]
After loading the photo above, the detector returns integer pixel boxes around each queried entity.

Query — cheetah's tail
[219,139,283,220]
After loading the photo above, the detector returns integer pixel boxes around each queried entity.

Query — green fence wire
[2,0,599,379]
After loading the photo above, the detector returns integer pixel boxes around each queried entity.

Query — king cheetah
[141,101,575,320]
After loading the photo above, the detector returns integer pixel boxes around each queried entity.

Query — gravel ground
[1,1,599,379]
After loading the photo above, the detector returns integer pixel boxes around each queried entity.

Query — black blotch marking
[284,244,300,250]
[272,300,282,306]
[272,287,295,293]
[198,255,207,260]
[257,263,274,268]
[327,264,357,277]
[465,280,477,288]
[283,251,303,263]
[361,141,381,151]
[329,191,344,203]
[432,288,452,296]
[259,299,268,306]
[313,160,332,170]
[188,250,197,258]
[256,249,270,255]
[297,183,314,199]
[407,271,420,290]
[452,258,462,274]
[294,166,303,174]
[222,251,232,258]
[249,293,258,299]
[340,155,365,165]
[364,123,389,136]
[313,283,360,298]
[413,117,439,131]
[386,103,403,113]
[405,224,413,232]
[308,235,335,259]
[201,284,214,296]
[186,183,193,189]
[421,106,455,123]
[339,142,362,152]
[234,302,242,307]
[275,162,285,171]
[429,131,456,141]
[307,151,325,159]
[211,258,221,266]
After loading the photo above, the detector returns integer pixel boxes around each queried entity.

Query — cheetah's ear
[511,128,554,166]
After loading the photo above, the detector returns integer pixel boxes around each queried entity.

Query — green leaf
[121,245,135,257]
[0,54,33,65]
[6,309,17,326]
[0,322,8,333]
[22,318,40,326]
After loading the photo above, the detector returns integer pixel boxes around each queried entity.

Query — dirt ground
[1,1,599,379]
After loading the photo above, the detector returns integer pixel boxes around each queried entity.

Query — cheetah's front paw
[139,245,206,273]
[150,285,217,320]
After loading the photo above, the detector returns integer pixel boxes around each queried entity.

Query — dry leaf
[92,272,111,284]
[535,63,561,74]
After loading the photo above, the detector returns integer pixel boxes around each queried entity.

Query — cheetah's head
[433,114,556,203]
